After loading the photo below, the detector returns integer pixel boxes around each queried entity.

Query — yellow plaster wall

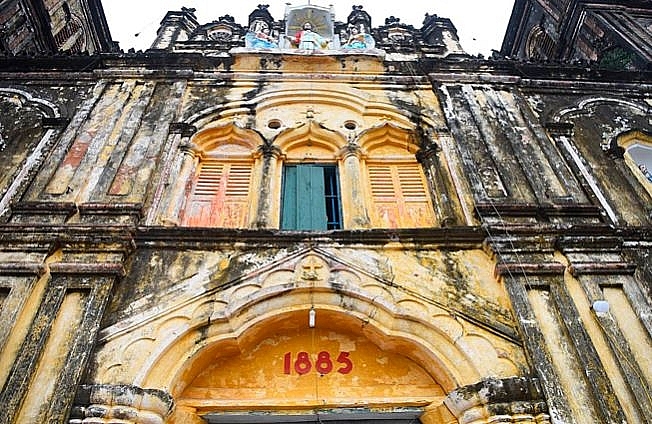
[232,53,386,75]
[16,291,86,422]
[564,272,646,423]
[178,320,444,412]
[93,245,526,419]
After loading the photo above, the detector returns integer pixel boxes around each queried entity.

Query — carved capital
[258,143,282,159]
[415,144,441,163]
[444,377,550,424]
[179,141,199,156]
[338,142,363,159]
[69,384,174,424]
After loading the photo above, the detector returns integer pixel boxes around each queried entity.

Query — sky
[103,1,515,57]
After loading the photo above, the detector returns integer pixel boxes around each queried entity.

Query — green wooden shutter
[282,165,328,230]
[281,166,298,229]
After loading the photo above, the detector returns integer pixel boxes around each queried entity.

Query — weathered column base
[443,377,551,424]
[68,384,174,424]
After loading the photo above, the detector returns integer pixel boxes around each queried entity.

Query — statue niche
[280,4,339,49]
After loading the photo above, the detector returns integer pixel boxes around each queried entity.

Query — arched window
[180,125,261,228]
[615,130,652,196]
[526,26,556,61]
[183,159,253,227]
[275,121,346,230]
[359,124,435,228]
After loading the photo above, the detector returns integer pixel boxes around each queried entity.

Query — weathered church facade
[0,1,650,423]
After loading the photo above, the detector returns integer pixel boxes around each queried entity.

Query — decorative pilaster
[416,141,460,227]
[161,141,199,226]
[254,144,282,229]
[561,238,652,423]
[339,142,370,228]
[0,229,133,424]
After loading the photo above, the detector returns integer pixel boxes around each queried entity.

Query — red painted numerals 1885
[283,351,353,375]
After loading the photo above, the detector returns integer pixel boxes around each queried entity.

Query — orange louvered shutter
[183,160,252,227]
[367,162,435,228]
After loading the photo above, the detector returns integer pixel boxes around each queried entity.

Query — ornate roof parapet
[346,5,372,35]
[248,4,275,30]
[420,13,465,57]
[150,3,467,57]
[373,16,417,54]
[150,7,199,51]
[188,15,246,50]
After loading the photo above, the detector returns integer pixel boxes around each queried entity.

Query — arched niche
[525,25,556,61]
[611,129,652,196]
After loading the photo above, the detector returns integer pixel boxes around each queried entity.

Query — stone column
[161,141,199,226]
[416,143,460,227]
[254,144,282,229]
[339,142,370,228]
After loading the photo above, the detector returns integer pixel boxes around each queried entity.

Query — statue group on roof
[244,4,376,52]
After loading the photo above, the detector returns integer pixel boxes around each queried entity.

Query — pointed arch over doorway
[174,309,447,422]
[91,244,539,424]
[133,248,499,423]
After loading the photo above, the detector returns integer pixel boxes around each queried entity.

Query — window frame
[280,163,343,231]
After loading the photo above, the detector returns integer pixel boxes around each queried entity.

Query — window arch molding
[355,123,437,228]
[525,25,556,61]
[191,122,264,153]
[611,129,652,196]
[269,121,348,230]
[272,119,347,160]
[178,123,265,228]
[356,122,420,155]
